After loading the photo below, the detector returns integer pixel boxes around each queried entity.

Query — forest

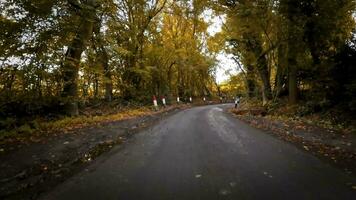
[0,0,355,134]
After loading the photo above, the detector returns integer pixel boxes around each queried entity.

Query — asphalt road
[42,104,356,200]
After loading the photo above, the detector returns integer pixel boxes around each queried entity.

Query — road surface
[42,104,356,200]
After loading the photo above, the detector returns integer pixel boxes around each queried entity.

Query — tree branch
[232,56,247,78]
[67,0,82,10]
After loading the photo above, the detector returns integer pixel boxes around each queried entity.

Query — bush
[0,117,17,130]
[17,124,34,135]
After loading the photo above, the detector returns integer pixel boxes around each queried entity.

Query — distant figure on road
[235,96,240,109]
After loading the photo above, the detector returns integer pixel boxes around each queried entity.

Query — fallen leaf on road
[195,174,202,178]
[303,146,309,151]
[219,189,230,195]
[63,141,69,145]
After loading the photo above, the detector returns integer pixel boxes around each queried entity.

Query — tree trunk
[177,65,184,97]
[286,0,299,105]
[288,60,298,104]
[100,48,112,102]
[287,34,298,104]
[275,43,287,99]
[257,56,272,105]
[254,39,272,105]
[246,64,256,98]
[61,0,97,116]
[167,62,175,97]
[93,74,99,99]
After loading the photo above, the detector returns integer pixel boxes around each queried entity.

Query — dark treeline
[0,0,218,119]
[221,0,356,117]
[0,0,355,125]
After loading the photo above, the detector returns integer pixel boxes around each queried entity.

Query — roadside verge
[0,105,184,199]
[230,108,356,179]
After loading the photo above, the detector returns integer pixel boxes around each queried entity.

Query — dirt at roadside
[230,109,356,176]
[0,106,183,200]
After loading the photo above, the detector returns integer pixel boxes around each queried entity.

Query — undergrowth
[0,106,161,143]
[238,98,356,134]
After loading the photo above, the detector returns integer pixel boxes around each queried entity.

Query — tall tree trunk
[287,35,298,104]
[286,0,299,104]
[257,55,272,105]
[177,65,184,97]
[61,0,97,116]
[275,43,287,99]
[288,61,298,104]
[246,64,256,98]
[103,58,112,102]
[93,15,112,102]
[93,74,99,99]
[167,62,175,97]
[98,47,112,102]
[253,39,272,105]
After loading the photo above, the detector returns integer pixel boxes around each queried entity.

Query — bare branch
[232,56,247,78]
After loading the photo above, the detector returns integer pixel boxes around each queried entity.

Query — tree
[222,0,275,104]
[61,0,99,115]
[219,0,355,111]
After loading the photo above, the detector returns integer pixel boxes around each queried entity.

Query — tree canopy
[221,0,356,112]
[0,0,355,118]
[1,0,221,117]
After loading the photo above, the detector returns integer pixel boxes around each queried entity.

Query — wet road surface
[42,104,356,200]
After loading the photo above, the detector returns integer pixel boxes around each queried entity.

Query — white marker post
[177,97,180,104]
[162,96,166,107]
[203,97,206,103]
[153,95,158,111]
[189,97,192,103]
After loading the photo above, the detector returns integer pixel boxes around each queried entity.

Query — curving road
[42,104,356,200]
